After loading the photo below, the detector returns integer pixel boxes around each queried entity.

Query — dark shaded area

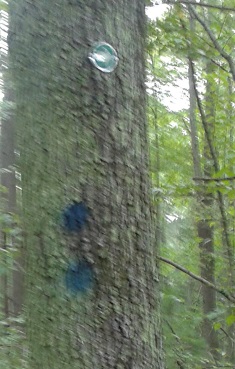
[62,201,89,232]
[65,260,94,293]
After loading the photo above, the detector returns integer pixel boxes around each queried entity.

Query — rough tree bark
[8,1,164,368]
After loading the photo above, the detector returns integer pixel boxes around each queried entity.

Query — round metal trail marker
[88,42,119,73]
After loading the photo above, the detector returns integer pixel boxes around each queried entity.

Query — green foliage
[148,0,235,367]
[225,314,235,327]
[0,101,15,121]
[0,0,7,12]
[0,202,24,368]
[0,316,28,369]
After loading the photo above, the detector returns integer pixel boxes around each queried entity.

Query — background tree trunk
[0,7,23,317]
[0,72,19,317]
[197,60,219,362]
[8,1,164,368]
[188,12,219,361]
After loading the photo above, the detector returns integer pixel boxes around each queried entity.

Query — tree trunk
[1,87,24,317]
[0,42,19,317]
[198,60,219,362]
[188,13,219,361]
[227,76,235,363]
[8,1,164,368]
[0,8,23,317]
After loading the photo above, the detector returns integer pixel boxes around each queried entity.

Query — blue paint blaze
[62,201,89,232]
[65,260,94,294]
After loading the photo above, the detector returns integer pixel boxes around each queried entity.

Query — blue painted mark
[65,260,94,294]
[62,201,89,232]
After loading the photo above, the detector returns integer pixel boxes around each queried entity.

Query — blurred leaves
[148,0,235,367]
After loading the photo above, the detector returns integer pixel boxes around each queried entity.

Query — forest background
[1,0,235,368]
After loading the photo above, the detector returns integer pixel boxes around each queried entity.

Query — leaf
[226,315,235,327]
[213,322,221,331]
[0,0,8,12]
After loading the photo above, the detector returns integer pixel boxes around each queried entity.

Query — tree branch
[158,255,235,303]
[188,5,235,81]
[189,59,219,172]
[164,320,186,369]
[197,53,229,74]
[163,0,235,12]
[193,176,235,182]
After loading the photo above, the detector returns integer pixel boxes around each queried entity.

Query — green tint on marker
[89,42,119,73]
